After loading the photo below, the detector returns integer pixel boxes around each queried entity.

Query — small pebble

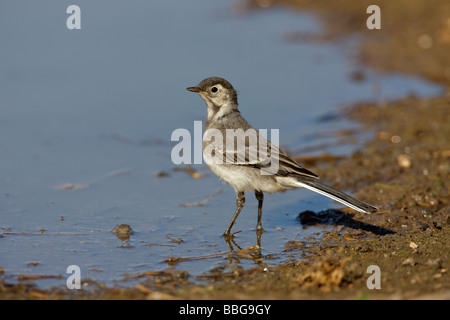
[409,241,418,249]
[402,257,416,266]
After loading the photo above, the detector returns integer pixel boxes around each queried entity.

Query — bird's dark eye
[211,87,218,93]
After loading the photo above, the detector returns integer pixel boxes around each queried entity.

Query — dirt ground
[1,0,449,299]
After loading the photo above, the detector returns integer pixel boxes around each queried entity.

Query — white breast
[207,162,286,194]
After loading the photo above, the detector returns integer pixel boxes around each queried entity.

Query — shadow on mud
[298,209,396,236]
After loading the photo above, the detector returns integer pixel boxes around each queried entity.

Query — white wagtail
[187,77,378,237]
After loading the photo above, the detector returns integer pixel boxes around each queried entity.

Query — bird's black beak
[186,86,200,93]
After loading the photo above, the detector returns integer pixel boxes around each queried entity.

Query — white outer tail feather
[295,181,371,214]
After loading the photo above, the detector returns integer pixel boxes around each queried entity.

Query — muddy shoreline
[1,0,449,299]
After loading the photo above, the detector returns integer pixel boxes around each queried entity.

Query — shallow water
[0,1,441,288]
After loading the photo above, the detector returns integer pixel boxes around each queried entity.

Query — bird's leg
[223,191,245,237]
[255,190,264,232]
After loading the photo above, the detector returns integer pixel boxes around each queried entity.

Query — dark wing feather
[204,127,319,179]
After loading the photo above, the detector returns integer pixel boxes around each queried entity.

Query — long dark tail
[295,179,378,214]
